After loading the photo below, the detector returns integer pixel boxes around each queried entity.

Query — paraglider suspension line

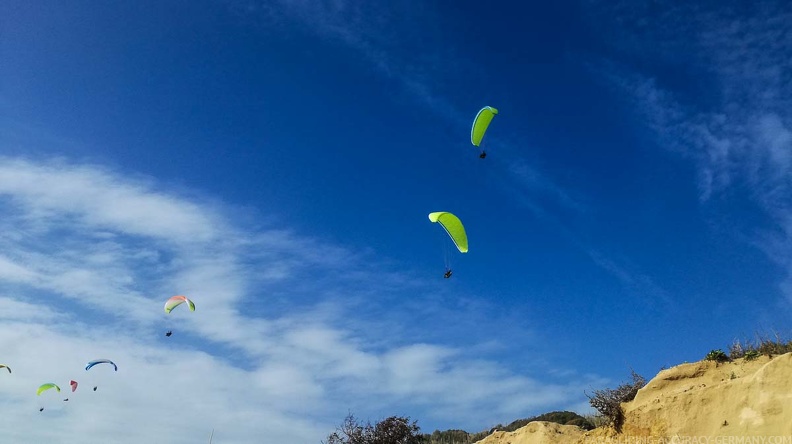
[442,237,452,272]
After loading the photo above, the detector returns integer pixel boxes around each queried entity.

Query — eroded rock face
[476,353,792,444]
[622,353,792,437]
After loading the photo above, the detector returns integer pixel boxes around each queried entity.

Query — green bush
[426,429,470,444]
[705,349,729,363]
[565,417,596,430]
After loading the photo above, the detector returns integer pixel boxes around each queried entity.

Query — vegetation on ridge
[324,334,792,443]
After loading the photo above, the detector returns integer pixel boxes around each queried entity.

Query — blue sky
[1,1,791,442]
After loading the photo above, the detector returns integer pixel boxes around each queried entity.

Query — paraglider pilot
[479,151,486,159]
[165,330,172,337]
[444,269,453,279]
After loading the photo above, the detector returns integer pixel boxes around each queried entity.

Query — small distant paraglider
[471,106,498,159]
[37,383,60,396]
[64,380,77,400]
[428,212,468,278]
[85,359,117,372]
[164,295,195,313]
[0,364,10,374]
[37,383,60,411]
[86,359,117,391]
[164,295,195,336]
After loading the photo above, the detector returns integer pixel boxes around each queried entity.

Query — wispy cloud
[587,250,675,309]
[0,158,221,242]
[585,0,792,305]
[502,157,588,217]
[0,156,600,442]
[253,0,467,122]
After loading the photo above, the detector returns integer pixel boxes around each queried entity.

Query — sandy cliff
[476,353,792,444]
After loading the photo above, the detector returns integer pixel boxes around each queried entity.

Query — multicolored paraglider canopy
[428,212,468,253]
[70,380,78,392]
[164,295,195,314]
[471,106,498,147]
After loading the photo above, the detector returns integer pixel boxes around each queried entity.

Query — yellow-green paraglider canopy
[471,106,498,147]
[36,383,60,396]
[428,212,468,253]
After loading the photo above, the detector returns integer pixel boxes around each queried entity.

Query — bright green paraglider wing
[37,383,60,396]
[428,212,468,253]
[471,106,498,147]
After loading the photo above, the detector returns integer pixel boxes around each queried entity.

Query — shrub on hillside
[755,333,792,357]
[422,411,593,443]
[729,340,745,360]
[531,411,587,426]
[325,413,423,444]
[726,333,792,361]
[584,414,610,428]
[565,417,595,430]
[426,429,470,444]
[705,349,730,364]
[586,370,646,432]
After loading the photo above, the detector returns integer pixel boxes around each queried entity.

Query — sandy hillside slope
[476,353,792,444]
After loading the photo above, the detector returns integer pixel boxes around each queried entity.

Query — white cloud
[0,156,600,442]
[0,296,60,322]
[0,158,221,243]
[0,255,37,283]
